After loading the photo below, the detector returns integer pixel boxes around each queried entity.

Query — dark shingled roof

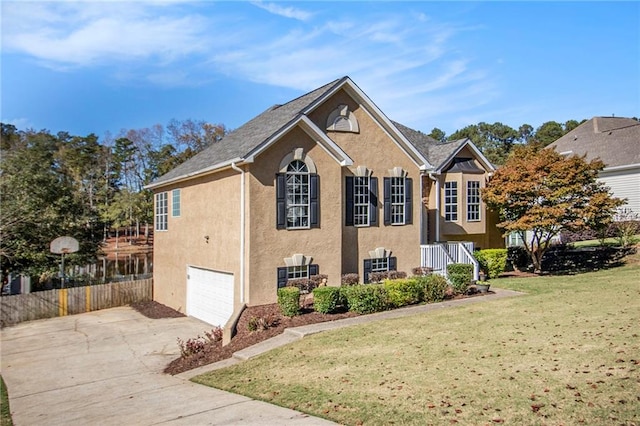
[151,78,343,186]
[548,117,640,168]
[149,76,491,188]
[392,121,467,170]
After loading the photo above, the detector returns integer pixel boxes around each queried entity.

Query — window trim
[466,181,481,222]
[363,256,397,283]
[277,264,319,288]
[354,176,370,227]
[285,160,310,229]
[172,189,181,217]
[346,175,378,227]
[155,192,168,231]
[444,181,458,222]
[384,176,413,226]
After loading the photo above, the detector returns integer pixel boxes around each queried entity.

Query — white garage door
[186,266,234,327]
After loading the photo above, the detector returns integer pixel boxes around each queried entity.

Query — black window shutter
[276,174,286,229]
[405,178,413,225]
[389,256,397,271]
[383,177,391,225]
[309,264,319,276]
[277,267,288,288]
[370,177,378,226]
[345,176,354,226]
[363,259,372,283]
[310,174,319,228]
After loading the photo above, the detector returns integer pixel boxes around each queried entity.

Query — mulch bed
[131,300,358,375]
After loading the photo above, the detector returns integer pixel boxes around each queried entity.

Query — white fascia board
[302,77,433,170]
[144,157,246,190]
[601,163,640,173]
[245,115,353,167]
[435,139,495,173]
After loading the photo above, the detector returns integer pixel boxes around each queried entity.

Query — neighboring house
[146,76,501,327]
[548,116,640,216]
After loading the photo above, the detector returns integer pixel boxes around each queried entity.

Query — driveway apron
[0,307,335,425]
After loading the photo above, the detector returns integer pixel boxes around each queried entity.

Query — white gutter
[428,173,441,242]
[230,162,246,304]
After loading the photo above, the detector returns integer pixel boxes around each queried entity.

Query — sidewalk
[180,287,524,379]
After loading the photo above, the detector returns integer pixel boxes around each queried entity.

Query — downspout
[428,173,441,242]
[231,162,245,304]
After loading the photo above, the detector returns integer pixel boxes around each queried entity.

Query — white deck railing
[420,242,479,281]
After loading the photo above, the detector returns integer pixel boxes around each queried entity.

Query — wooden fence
[1,278,152,327]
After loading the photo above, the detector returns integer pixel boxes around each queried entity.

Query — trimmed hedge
[277,286,300,317]
[312,286,341,314]
[474,249,508,279]
[418,274,448,302]
[341,284,389,314]
[447,263,473,295]
[383,278,422,308]
[341,273,360,286]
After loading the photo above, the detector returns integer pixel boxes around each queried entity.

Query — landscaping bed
[132,301,358,375]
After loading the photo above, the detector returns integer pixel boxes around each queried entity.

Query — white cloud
[250,1,312,21]
[1,2,498,131]
[2,2,210,69]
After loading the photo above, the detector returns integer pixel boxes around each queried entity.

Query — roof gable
[147,76,492,189]
[548,117,640,169]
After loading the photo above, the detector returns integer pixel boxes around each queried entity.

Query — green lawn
[194,259,640,425]
[1,376,12,426]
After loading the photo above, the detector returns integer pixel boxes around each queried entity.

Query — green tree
[0,128,101,276]
[449,122,519,165]
[530,121,565,148]
[482,145,624,273]
[428,127,446,143]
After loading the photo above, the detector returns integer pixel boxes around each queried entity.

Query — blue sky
[2,1,639,139]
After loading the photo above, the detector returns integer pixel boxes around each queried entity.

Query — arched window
[286,160,309,229]
[276,154,319,230]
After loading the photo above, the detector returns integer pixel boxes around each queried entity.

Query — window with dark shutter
[369,177,378,226]
[309,175,319,228]
[404,178,412,225]
[384,176,412,226]
[277,267,288,288]
[363,259,372,283]
[345,176,354,226]
[276,174,286,229]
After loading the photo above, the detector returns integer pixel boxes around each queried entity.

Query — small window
[155,192,168,231]
[467,181,480,222]
[445,182,458,222]
[277,264,319,288]
[363,256,397,283]
[172,189,181,217]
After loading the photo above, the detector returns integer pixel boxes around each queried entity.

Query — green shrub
[312,286,341,314]
[474,249,508,279]
[341,284,389,314]
[447,263,473,295]
[383,278,422,308]
[277,286,301,317]
[418,274,448,302]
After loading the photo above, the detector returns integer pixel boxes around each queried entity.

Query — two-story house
[146,76,502,327]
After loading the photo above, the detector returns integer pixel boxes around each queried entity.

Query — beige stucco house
[146,77,502,327]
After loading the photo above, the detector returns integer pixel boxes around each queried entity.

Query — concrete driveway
[1,307,335,425]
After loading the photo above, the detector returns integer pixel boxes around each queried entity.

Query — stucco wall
[247,126,344,305]
[424,146,503,248]
[310,89,422,281]
[153,169,241,312]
